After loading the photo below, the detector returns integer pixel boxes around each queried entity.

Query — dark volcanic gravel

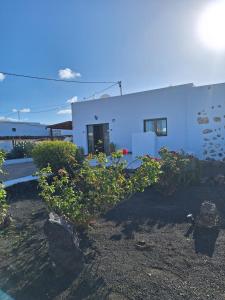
[0,182,225,300]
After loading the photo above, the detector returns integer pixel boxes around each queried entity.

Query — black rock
[44,212,84,275]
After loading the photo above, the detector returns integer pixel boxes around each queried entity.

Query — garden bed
[0,182,225,300]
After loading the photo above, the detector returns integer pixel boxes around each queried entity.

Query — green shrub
[32,141,79,174]
[156,147,200,196]
[76,146,85,164]
[109,142,116,153]
[38,151,161,226]
[7,141,35,159]
[0,151,8,227]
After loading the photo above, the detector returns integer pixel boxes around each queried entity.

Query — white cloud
[66,96,78,103]
[57,108,72,115]
[12,108,31,113]
[0,73,5,81]
[20,108,31,113]
[58,68,81,80]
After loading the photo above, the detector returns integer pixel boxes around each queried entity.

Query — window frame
[143,118,167,137]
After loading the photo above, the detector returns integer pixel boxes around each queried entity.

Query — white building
[0,120,73,152]
[72,83,225,161]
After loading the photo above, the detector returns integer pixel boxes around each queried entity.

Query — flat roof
[47,121,72,130]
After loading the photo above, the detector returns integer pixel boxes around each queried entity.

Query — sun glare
[198,0,225,51]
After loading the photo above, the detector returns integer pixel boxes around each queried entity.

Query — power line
[84,82,118,100]
[29,105,69,114]
[0,71,118,84]
[1,82,119,115]
[0,78,123,118]
[19,82,118,113]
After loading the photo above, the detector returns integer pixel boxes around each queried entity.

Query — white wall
[132,132,156,157]
[0,140,13,152]
[0,121,49,137]
[187,83,225,160]
[72,84,191,155]
[72,83,225,160]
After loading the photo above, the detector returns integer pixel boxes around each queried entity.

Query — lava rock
[0,214,11,229]
[44,212,84,275]
[196,201,219,228]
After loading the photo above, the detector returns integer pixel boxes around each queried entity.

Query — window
[12,128,16,132]
[144,118,167,136]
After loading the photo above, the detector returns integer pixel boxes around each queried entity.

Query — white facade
[72,83,225,160]
[0,121,49,137]
[0,121,73,152]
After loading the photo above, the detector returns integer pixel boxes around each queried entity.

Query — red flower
[122,149,129,155]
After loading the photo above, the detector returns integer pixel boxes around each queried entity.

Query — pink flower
[122,149,129,155]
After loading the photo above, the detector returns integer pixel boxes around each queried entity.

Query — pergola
[47,121,72,138]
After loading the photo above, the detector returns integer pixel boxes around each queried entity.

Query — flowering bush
[156,147,200,196]
[38,151,161,226]
[0,151,8,227]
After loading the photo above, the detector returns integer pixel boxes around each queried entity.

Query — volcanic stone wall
[197,103,225,160]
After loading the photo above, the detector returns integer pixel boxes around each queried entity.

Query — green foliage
[76,146,85,164]
[109,142,116,153]
[38,151,161,226]
[157,147,200,196]
[0,151,5,169]
[32,141,79,174]
[0,151,8,226]
[6,141,35,159]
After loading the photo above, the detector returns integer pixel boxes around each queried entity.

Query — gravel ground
[0,182,225,300]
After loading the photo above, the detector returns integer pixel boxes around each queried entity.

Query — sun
[198,1,225,51]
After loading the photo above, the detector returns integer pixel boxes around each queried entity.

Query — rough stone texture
[197,103,225,160]
[196,201,219,228]
[197,117,209,124]
[0,214,11,230]
[202,129,213,134]
[44,212,84,275]
[213,117,221,122]
[214,174,225,185]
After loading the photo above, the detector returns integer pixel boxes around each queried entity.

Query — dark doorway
[87,123,109,154]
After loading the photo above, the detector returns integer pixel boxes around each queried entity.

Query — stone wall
[197,103,225,160]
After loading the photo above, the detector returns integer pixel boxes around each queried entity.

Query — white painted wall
[132,132,156,157]
[187,83,225,160]
[0,140,13,152]
[72,83,225,160]
[0,121,49,137]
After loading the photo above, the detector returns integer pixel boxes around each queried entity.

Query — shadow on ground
[0,182,225,299]
[105,185,225,250]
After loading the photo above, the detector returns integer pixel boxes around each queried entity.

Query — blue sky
[1,0,225,124]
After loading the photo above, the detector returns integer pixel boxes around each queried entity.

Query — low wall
[3,158,33,166]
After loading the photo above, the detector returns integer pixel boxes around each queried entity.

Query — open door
[87,123,109,154]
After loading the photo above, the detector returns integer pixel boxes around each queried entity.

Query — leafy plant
[0,151,8,227]
[32,141,79,174]
[6,141,35,159]
[76,146,85,164]
[109,142,116,153]
[156,147,200,196]
[38,151,160,226]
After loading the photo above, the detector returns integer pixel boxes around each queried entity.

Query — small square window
[144,118,167,136]
[12,128,16,132]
